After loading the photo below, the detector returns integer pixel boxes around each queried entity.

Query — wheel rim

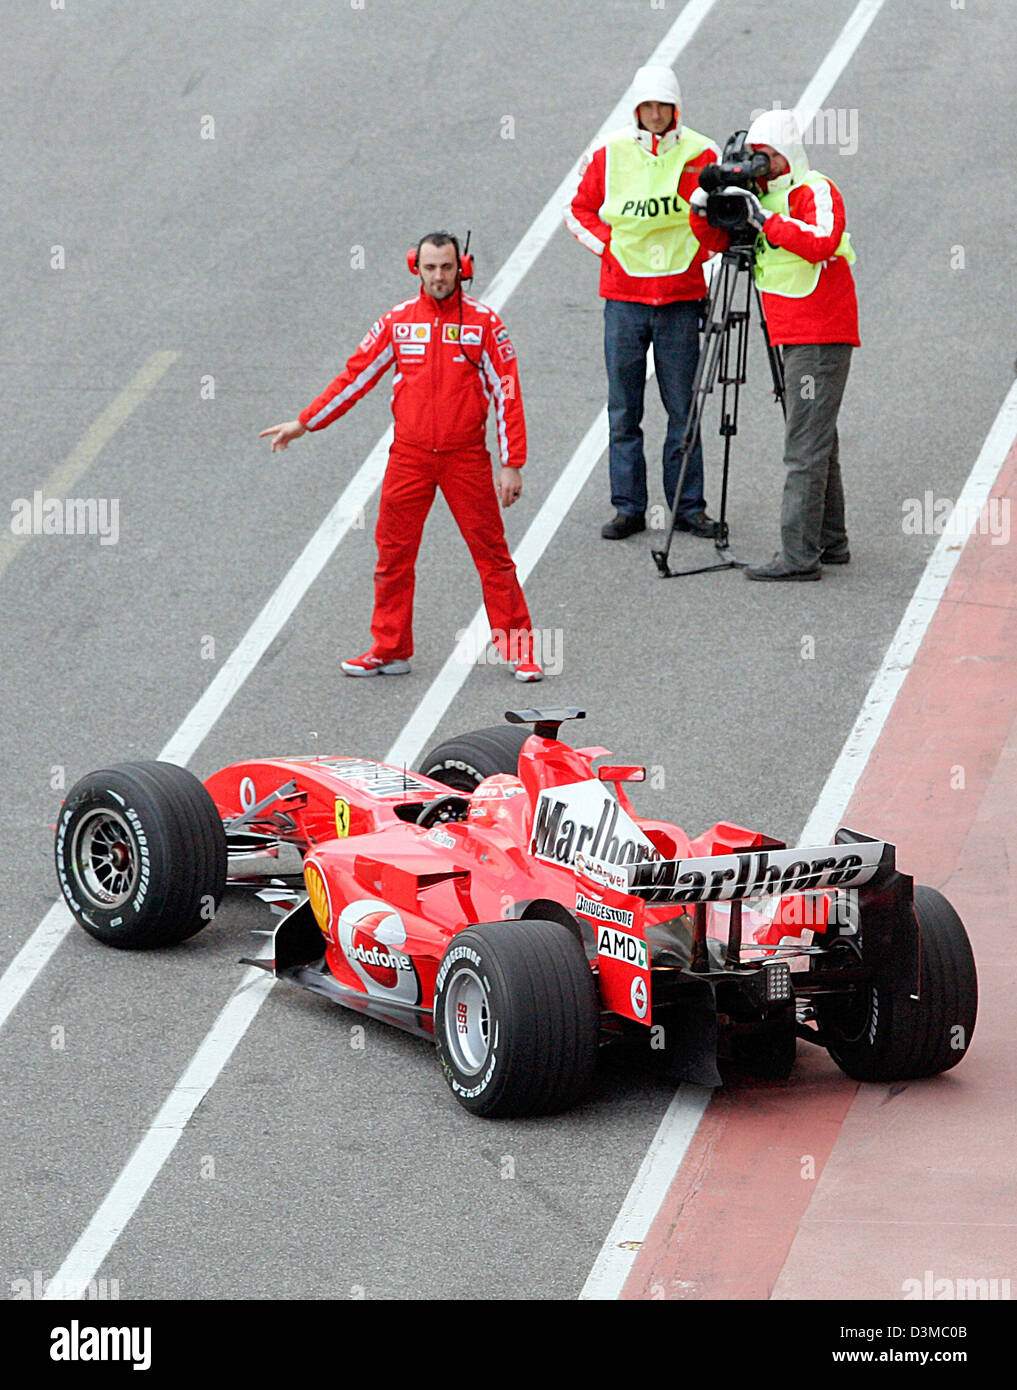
[70,808,141,909]
[443,968,492,1075]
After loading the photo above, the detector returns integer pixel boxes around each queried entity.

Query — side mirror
[596,765,646,783]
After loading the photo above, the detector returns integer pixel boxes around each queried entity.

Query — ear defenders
[407,234,474,280]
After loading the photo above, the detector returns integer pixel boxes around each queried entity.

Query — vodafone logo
[336,899,420,1004]
[351,913,409,987]
[393,323,430,342]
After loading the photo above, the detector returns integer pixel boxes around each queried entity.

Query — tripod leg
[652,255,741,575]
[755,282,787,418]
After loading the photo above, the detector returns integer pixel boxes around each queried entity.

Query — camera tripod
[651,240,787,578]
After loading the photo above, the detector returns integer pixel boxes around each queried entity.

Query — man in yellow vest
[691,108,859,579]
[566,66,721,540]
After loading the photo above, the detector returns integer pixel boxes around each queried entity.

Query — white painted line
[0,350,179,581]
[159,428,392,767]
[794,0,888,133]
[579,376,1017,1302]
[576,0,948,1302]
[42,961,277,1302]
[801,376,1017,846]
[35,6,723,1299]
[386,405,610,768]
[0,903,75,1035]
[484,0,721,311]
[0,0,722,1039]
[579,1086,712,1300]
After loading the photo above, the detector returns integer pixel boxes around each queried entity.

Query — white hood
[630,64,683,139]
[746,108,808,192]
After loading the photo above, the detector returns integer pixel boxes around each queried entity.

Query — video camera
[698,131,771,241]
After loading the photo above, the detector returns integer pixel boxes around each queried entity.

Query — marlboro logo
[529,781,659,871]
[626,840,887,905]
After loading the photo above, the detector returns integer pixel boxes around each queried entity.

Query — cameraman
[691,109,859,580]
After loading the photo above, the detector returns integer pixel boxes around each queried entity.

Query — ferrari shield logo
[334,798,350,837]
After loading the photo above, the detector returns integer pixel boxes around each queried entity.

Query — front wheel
[434,920,599,1117]
[55,761,227,949]
[820,885,977,1082]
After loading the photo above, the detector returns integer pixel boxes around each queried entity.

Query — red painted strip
[625,443,1017,1300]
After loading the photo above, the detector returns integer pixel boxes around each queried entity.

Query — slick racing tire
[55,761,227,949]
[434,920,599,1118]
[820,886,977,1082]
[418,725,531,792]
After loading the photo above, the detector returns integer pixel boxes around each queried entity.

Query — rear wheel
[418,724,531,791]
[434,919,599,1117]
[820,886,977,1081]
[55,761,227,949]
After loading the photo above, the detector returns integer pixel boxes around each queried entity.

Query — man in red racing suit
[261,232,541,680]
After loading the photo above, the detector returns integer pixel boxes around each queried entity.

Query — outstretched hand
[259,420,307,451]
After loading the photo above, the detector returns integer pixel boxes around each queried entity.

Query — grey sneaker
[744,555,822,582]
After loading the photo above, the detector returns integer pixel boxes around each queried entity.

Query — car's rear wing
[623,836,892,905]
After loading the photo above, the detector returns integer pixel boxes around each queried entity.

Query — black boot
[601,511,646,539]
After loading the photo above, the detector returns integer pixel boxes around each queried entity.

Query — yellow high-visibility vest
[754,170,856,297]
[600,127,715,277]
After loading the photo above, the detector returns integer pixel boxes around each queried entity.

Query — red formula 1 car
[54,708,978,1117]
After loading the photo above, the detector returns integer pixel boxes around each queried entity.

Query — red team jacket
[299,288,527,466]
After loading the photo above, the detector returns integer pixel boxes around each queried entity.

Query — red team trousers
[371,441,533,663]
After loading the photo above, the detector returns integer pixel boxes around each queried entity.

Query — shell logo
[304,860,332,936]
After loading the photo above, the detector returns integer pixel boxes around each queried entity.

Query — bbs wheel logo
[337,899,421,1004]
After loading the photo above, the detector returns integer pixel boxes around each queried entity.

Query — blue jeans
[604,298,706,518]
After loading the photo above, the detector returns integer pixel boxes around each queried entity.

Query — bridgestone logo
[435,943,481,993]
[576,894,634,928]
